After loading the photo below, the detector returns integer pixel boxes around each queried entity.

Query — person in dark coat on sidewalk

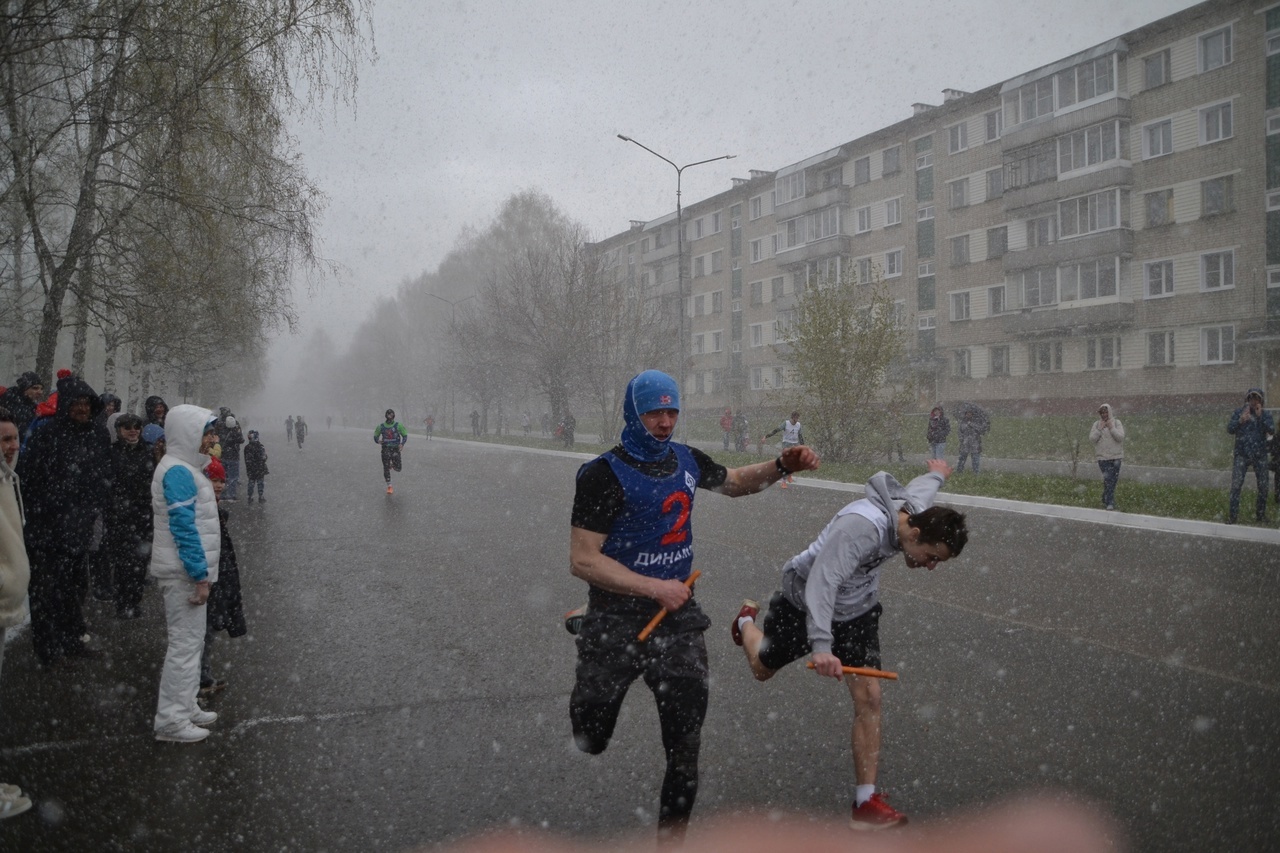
[106,413,154,619]
[200,459,246,697]
[926,406,950,460]
[243,430,269,503]
[216,411,244,500]
[0,372,44,447]
[1226,388,1275,523]
[15,374,113,666]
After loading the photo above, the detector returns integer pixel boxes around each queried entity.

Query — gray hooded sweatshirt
[780,470,944,655]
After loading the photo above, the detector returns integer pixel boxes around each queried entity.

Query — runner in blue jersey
[567,369,819,844]
[373,409,408,494]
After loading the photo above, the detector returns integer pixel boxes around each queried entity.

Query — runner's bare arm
[716,445,820,497]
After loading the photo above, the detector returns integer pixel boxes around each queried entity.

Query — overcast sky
[274,0,1201,382]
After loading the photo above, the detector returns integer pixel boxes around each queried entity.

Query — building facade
[593,0,1280,417]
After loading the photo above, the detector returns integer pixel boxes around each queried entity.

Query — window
[953,349,971,377]
[1058,121,1121,174]
[823,166,843,188]
[693,294,705,315]
[771,276,784,300]
[988,284,1006,314]
[772,233,781,254]
[951,291,971,321]
[1086,336,1122,369]
[1148,331,1175,366]
[732,280,743,300]
[777,172,805,203]
[1029,341,1063,373]
[1060,259,1117,301]
[919,260,935,276]
[855,206,871,234]
[730,204,741,230]
[750,367,763,390]
[1009,77,1054,124]
[710,331,722,352]
[749,196,763,220]
[1268,189,1280,212]
[1201,102,1233,143]
[856,257,873,283]
[693,218,704,239]
[1145,189,1173,227]
[1023,267,1057,307]
[917,205,935,221]
[1145,260,1174,298]
[948,122,968,154]
[809,207,840,241]
[693,255,706,278]
[1201,250,1234,290]
[1059,189,1121,238]
[1056,55,1115,107]
[774,309,794,341]
[712,212,722,234]
[948,178,968,209]
[1201,325,1235,364]
[989,345,1010,375]
[711,291,723,313]
[918,275,936,311]
[1144,119,1173,158]
[883,146,901,175]
[951,234,970,265]
[750,323,765,347]
[1027,215,1056,247]
[750,239,763,263]
[695,373,705,395]
[885,249,902,278]
[773,367,785,388]
[985,109,1002,142]
[885,197,901,226]
[986,168,1004,199]
[1199,26,1232,72]
[853,157,870,185]
[1201,175,1234,216]
[693,333,705,354]
[987,226,1008,259]
[783,218,802,249]
[711,250,723,273]
[1144,49,1171,89]
[916,152,933,171]
[750,280,763,306]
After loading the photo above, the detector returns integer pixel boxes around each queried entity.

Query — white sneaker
[0,785,32,820]
[155,723,210,743]
[190,709,218,727]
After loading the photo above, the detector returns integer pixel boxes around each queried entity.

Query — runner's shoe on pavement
[155,723,210,744]
[563,605,587,635]
[850,792,907,830]
[730,599,759,646]
[386,484,394,495]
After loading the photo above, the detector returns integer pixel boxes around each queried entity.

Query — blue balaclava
[620,369,681,462]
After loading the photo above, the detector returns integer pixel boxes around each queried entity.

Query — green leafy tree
[780,269,914,463]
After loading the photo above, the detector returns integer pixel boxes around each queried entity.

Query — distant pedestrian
[560,410,575,449]
[150,405,221,743]
[926,406,950,460]
[285,415,294,441]
[295,416,307,449]
[423,414,434,439]
[243,430,269,503]
[541,412,550,436]
[720,407,734,451]
[1226,388,1274,524]
[734,411,749,453]
[522,410,532,436]
[0,407,35,818]
[1089,404,1125,511]
[106,413,154,619]
[764,412,803,487]
[326,415,332,430]
[955,406,989,475]
[470,409,480,437]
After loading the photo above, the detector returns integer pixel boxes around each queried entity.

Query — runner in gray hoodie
[731,458,967,831]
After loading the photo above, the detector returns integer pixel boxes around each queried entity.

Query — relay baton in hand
[637,570,701,642]
[806,661,899,680]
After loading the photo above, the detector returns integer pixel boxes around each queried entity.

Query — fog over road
[2,429,1276,851]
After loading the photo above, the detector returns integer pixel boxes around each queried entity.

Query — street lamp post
[427,292,476,434]
[618,135,734,441]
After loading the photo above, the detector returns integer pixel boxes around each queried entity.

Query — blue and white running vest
[598,445,700,581]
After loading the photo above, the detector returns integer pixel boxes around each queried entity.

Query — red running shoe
[730,599,759,646]
[850,793,907,830]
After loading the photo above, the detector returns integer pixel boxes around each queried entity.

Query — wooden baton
[637,569,701,642]
[806,662,899,680]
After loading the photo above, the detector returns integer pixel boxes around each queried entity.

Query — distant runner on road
[374,409,409,494]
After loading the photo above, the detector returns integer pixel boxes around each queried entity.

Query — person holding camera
[1089,404,1125,511]
[1227,388,1274,524]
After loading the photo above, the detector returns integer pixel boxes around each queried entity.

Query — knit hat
[225,416,237,428]
[141,424,165,446]
[205,457,226,481]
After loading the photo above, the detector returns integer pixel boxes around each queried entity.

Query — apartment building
[593,0,1280,417]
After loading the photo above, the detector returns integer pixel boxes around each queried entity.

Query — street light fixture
[618,134,735,441]
[427,292,476,433]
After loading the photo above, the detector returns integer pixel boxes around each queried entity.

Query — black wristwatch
[775,456,792,476]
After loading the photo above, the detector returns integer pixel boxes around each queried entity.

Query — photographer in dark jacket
[1227,388,1275,524]
[15,374,112,666]
[106,413,154,618]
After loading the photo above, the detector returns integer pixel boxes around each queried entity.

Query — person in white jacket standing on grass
[0,409,33,817]
[1089,403,1125,511]
[150,405,222,743]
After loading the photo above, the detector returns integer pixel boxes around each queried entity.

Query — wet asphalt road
[1,428,1277,852]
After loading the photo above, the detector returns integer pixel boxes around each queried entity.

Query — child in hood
[243,430,269,503]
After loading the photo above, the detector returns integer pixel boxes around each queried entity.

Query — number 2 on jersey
[659,491,691,545]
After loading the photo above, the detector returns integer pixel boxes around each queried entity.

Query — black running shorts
[756,592,881,672]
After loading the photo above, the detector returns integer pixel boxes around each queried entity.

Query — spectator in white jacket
[0,409,33,817]
[150,405,221,743]
[1089,403,1125,511]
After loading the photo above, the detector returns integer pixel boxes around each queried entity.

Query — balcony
[1002,96,1131,150]
[782,184,851,217]
[775,234,852,266]
[1004,163,1131,216]
[643,240,679,264]
[1001,300,1135,338]
[1002,229,1133,272]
